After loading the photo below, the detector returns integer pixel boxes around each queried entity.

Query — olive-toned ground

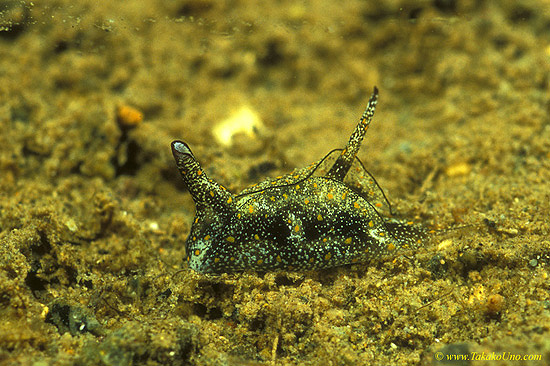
[1,0,549,365]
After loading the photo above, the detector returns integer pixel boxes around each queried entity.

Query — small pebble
[485,294,504,315]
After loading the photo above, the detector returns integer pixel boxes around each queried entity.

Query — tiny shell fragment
[445,161,471,177]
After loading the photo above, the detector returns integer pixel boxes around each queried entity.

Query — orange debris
[117,104,143,128]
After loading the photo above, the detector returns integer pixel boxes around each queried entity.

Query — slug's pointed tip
[373,86,379,96]
[171,140,194,159]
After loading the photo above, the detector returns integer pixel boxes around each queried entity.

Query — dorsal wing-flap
[237,150,392,218]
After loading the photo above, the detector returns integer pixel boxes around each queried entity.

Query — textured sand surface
[1,1,549,365]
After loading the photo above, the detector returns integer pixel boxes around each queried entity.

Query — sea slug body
[172,87,427,274]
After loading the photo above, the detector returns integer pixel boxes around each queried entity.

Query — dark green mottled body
[172,87,427,274]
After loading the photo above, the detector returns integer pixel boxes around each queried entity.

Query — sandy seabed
[1,0,549,365]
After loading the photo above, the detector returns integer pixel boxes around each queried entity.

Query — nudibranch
[171,87,427,274]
